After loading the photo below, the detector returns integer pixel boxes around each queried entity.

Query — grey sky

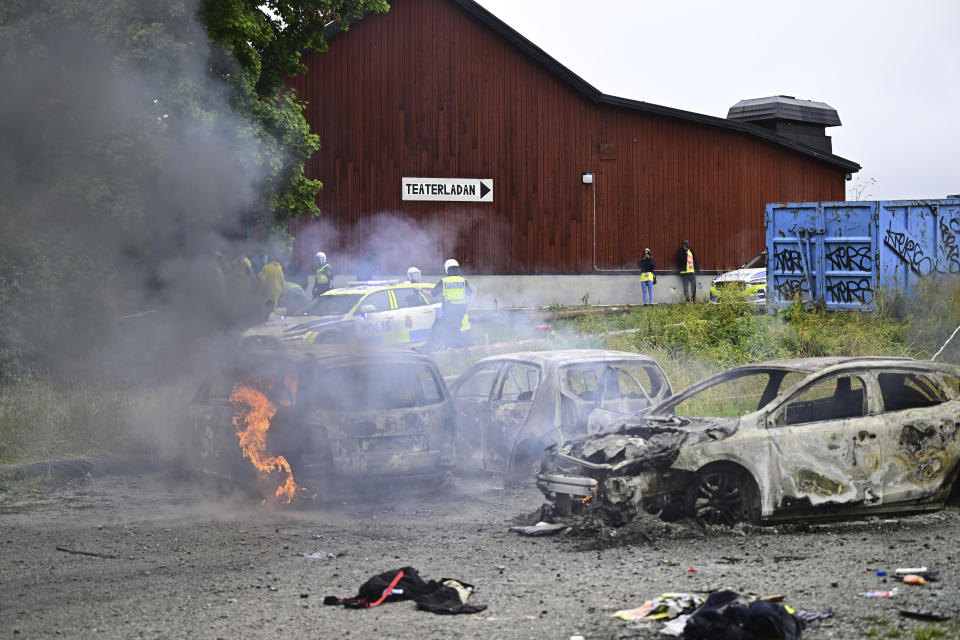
[474,0,959,201]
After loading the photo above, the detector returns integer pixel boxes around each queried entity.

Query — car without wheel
[449,350,672,476]
[538,357,960,525]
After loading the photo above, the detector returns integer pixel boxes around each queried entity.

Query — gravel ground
[2,472,960,639]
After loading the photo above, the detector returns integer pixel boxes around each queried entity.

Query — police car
[709,251,767,304]
[241,280,469,347]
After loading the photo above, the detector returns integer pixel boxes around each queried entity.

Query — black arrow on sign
[479,182,491,199]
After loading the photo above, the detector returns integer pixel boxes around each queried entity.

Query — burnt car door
[482,361,542,472]
[874,369,960,506]
[451,362,501,464]
[767,373,886,511]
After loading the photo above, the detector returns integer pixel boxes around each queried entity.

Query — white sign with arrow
[402,177,493,202]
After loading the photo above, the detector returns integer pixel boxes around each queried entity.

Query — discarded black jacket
[323,566,487,615]
[684,590,805,640]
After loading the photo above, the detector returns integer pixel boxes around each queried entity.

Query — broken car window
[312,363,441,411]
[878,372,946,412]
[418,365,443,404]
[495,363,540,403]
[670,372,776,418]
[779,375,867,426]
[454,364,500,402]
[562,366,601,401]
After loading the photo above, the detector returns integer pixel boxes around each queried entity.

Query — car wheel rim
[692,472,745,527]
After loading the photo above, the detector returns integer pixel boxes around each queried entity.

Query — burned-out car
[538,357,960,525]
[450,350,671,475]
[188,344,455,501]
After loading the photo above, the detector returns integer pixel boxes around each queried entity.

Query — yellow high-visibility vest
[640,272,654,282]
[441,276,467,304]
[315,263,332,284]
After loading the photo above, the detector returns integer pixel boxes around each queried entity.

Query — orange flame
[230,383,298,503]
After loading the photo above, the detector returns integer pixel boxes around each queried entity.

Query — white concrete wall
[330,274,715,308]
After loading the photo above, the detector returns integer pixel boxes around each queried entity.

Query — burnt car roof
[721,356,960,375]
[472,349,661,368]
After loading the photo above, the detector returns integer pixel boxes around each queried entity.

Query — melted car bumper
[536,472,597,497]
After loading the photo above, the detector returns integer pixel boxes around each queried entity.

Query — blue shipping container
[766,199,960,310]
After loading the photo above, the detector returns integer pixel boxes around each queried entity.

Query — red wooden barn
[286,0,859,276]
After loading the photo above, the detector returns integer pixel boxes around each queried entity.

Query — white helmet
[315,251,326,266]
[406,266,422,283]
[443,258,459,274]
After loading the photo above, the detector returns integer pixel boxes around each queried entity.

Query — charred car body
[189,344,455,500]
[450,350,671,475]
[538,357,960,525]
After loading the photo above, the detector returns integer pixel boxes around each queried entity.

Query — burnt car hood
[552,416,740,471]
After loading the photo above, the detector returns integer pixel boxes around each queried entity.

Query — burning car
[449,350,671,476]
[538,357,960,525]
[188,344,456,501]
[241,280,469,347]
[710,250,766,304]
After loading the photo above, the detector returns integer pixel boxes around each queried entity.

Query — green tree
[0,0,387,379]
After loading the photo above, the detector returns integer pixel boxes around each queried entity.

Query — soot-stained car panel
[450,350,671,475]
[188,344,455,501]
[538,357,960,525]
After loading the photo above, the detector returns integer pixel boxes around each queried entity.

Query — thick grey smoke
[0,0,268,382]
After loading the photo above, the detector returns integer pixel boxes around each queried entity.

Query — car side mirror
[358,304,376,317]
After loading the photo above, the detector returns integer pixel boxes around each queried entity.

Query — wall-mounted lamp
[582,171,594,184]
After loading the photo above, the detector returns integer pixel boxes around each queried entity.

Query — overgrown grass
[0,379,187,465]
[562,279,960,393]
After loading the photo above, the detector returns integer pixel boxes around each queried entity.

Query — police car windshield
[302,293,363,316]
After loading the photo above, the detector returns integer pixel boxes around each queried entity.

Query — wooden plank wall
[287,0,847,275]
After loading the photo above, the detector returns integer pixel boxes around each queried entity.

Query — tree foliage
[0,0,387,379]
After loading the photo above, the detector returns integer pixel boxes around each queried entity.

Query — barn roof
[324,0,860,173]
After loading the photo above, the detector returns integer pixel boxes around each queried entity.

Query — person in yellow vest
[677,240,698,302]
[259,257,286,315]
[424,258,472,351]
[638,248,656,305]
[312,251,334,297]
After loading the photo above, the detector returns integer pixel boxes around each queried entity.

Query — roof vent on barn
[727,96,841,153]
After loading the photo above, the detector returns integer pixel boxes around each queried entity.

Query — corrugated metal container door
[767,199,960,310]
[767,201,876,309]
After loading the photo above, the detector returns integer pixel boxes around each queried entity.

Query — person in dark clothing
[638,248,656,304]
[677,240,698,302]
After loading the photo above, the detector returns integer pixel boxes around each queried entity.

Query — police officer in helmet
[312,251,334,297]
[424,258,472,351]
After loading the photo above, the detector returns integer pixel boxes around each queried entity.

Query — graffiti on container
[825,244,872,272]
[884,229,933,275]
[939,216,960,274]
[774,278,810,300]
[774,248,805,272]
[826,278,873,305]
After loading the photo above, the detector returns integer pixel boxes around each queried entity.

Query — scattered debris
[899,609,951,622]
[612,593,702,622]
[55,546,117,559]
[324,566,486,615]
[508,522,568,536]
[862,589,897,597]
[303,551,337,560]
